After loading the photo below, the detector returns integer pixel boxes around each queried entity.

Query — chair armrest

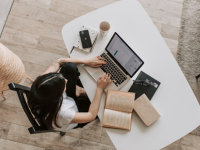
[8,83,31,92]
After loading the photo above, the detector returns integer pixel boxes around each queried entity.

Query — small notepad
[73,26,98,53]
[134,94,161,126]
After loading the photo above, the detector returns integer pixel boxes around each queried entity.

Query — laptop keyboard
[100,53,127,86]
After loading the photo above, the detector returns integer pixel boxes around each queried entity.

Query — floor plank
[14,0,51,9]
[3,44,65,67]
[0,28,39,48]
[11,2,75,27]
[7,123,81,150]
[138,0,183,16]
[78,139,116,150]
[22,61,49,87]
[49,0,96,17]
[64,0,120,9]
[0,90,22,108]
[161,24,180,40]
[153,22,162,32]
[0,121,11,139]
[0,103,30,127]
[36,36,69,56]
[5,15,63,41]
[0,138,45,150]
[144,7,181,28]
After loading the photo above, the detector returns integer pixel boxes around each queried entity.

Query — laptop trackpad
[93,69,105,81]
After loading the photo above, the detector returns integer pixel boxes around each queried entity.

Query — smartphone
[79,30,92,48]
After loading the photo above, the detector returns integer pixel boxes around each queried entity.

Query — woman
[28,56,112,131]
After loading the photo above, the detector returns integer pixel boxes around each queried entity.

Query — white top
[53,93,78,131]
[62,0,200,149]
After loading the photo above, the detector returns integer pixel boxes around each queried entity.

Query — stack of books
[72,26,98,53]
[102,71,161,130]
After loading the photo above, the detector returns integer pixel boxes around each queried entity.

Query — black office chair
[196,74,200,79]
[8,83,66,136]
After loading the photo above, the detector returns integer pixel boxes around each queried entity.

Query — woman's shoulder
[58,93,78,116]
[57,96,78,125]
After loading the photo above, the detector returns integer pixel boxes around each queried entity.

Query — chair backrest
[8,83,58,134]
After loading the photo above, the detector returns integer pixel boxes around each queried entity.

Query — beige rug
[0,0,14,37]
[177,0,200,135]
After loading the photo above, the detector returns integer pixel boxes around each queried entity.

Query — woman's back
[53,93,78,131]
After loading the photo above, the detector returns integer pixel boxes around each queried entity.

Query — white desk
[62,0,200,149]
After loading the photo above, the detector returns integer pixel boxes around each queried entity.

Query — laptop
[84,32,144,92]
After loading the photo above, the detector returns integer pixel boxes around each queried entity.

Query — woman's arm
[42,58,87,75]
[42,56,106,75]
[71,73,113,123]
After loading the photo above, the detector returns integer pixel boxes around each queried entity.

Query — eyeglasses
[133,80,150,86]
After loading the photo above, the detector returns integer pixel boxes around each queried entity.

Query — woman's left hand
[85,56,106,67]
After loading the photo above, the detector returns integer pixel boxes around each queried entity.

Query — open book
[102,90,135,130]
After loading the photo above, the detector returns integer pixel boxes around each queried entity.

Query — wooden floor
[1,0,199,149]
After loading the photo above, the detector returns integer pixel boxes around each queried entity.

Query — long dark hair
[28,73,66,129]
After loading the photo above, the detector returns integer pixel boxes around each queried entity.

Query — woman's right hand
[97,73,113,90]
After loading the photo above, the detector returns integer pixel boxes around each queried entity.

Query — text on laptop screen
[107,34,143,75]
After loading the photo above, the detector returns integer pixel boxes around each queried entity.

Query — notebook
[128,71,161,100]
[72,26,98,53]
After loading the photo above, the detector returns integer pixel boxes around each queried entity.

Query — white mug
[99,21,110,37]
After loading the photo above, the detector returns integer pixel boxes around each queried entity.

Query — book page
[102,109,132,130]
[105,90,135,113]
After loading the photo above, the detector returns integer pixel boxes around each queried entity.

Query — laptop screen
[106,33,144,76]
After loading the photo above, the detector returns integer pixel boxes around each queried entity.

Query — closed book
[128,71,161,100]
[73,26,98,53]
[133,94,161,126]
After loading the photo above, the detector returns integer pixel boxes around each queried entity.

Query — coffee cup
[99,21,110,37]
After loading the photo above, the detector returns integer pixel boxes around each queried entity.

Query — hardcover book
[102,90,135,130]
[133,94,161,126]
[128,71,161,100]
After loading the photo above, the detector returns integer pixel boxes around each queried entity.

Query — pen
[70,46,74,54]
